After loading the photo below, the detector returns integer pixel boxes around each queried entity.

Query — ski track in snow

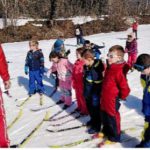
[1,24,150,147]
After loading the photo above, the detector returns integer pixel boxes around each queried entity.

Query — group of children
[22,34,150,147]
[0,28,149,147]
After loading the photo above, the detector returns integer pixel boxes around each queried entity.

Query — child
[133,54,150,148]
[91,43,105,60]
[52,35,71,58]
[84,40,105,60]
[75,25,84,45]
[101,45,130,142]
[52,35,65,52]
[132,20,138,39]
[24,40,45,96]
[48,51,73,108]
[0,44,11,147]
[82,50,105,134]
[125,33,138,68]
[72,47,88,115]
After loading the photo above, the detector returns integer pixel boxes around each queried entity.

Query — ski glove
[24,66,29,75]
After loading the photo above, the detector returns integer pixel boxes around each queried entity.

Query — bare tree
[0,0,21,28]
[0,0,8,27]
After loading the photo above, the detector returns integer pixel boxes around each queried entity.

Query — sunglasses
[107,53,118,59]
[133,64,150,72]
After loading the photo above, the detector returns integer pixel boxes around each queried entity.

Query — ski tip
[46,126,57,132]
[44,111,51,121]
[49,145,60,148]
[10,145,18,148]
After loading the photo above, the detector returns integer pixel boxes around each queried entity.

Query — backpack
[76,28,80,35]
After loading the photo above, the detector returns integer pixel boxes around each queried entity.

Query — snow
[0,16,102,29]
[0,18,34,29]
[56,16,98,25]
[1,24,150,148]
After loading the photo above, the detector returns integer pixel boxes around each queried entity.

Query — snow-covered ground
[1,24,150,148]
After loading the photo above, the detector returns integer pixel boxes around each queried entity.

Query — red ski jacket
[100,62,130,116]
[72,59,84,89]
[0,44,10,81]
[132,22,138,30]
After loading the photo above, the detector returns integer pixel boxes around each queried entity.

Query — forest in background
[0,0,150,43]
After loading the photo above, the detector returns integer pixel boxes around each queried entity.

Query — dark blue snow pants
[29,70,44,95]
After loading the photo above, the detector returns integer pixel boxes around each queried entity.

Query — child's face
[142,67,150,75]
[51,57,59,63]
[29,44,38,50]
[85,44,91,49]
[107,51,121,65]
[83,58,93,66]
[127,35,132,39]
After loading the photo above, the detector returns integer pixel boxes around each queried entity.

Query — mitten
[24,66,29,75]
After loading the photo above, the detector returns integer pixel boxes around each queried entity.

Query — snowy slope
[1,24,150,148]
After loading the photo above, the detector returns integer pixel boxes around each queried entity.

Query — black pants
[133,29,138,39]
[85,97,101,131]
[76,35,83,45]
[101,111,120,142]
[101,99,121,142]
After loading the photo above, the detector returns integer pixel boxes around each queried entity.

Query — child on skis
[101,45,130,143]
[72,47,88,115]
[133,54,150,148]
[132,20,138,39]
[75,25,84,45]
[24,40,45,96]
[82,50,105,134]
[0,44,11,147]
[125,33,138,68]
[48,51,73,108]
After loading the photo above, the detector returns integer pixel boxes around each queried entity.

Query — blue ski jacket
[25,49,44,71]
[141,74,150,122]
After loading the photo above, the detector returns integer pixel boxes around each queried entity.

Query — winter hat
[134,54,150,71]
[135,54,150,66]
[84,40,90,44]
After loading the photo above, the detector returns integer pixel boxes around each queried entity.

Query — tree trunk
[1,0,7,28]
